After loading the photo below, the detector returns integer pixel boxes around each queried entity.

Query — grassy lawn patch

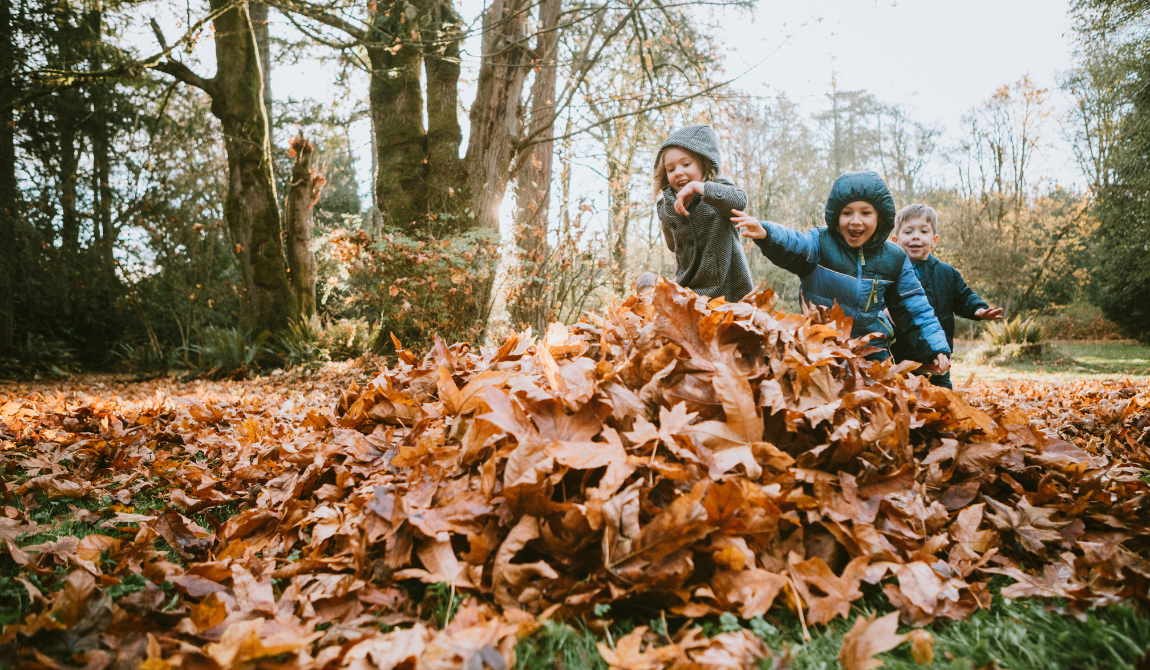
[516,594,1150,670]
[953,339,1150,382]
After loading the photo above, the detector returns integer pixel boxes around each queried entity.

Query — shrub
[321,228,498,354]
[278,316,329,368]
[984,316,1045,346]
[113,339,170,377]
[277,315,378,368]
[972,316,1048,363]
[0,334,75,380]
[1038,301,1123,340]
[319,317,379,361]
[185,327,269,379]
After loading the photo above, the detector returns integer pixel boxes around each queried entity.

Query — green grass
[953,339,1150,382]
[516,620,608,670]
[514,593,1150,670]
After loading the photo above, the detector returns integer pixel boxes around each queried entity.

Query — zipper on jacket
[865,280,877,311]
[860,248,866,266]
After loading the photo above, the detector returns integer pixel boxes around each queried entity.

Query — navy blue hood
[824,171,897,252]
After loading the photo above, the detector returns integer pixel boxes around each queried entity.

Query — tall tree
[0,0,14,348]
[816,79,880,177]
[154,0,298,334]
[1063,32,1129,194]
[946,76,1070,313]
[1077,0,1150,339]
[876,104,939,204]
[508,0,562,332]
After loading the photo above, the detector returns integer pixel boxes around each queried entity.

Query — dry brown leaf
[908,629,934,665]
[838,612,907,670]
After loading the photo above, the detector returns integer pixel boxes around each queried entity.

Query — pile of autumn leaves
[2,280,1149,670]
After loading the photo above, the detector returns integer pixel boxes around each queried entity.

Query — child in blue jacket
[731,171,951,372]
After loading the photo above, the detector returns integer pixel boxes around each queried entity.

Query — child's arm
[673,178,748,216]
[730,210,820,275]
[655,194,678,252]
[886,256,951,368]
[702,177,748,214]
[952,270,1003,321]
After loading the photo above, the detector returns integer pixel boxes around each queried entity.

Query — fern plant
[278,315,329,368]
[983,316,1045,346]
[186,327,268,379]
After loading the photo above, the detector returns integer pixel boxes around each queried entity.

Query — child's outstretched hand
[933,353,951,374]
[674,181,706,216]
[974,307,1005,321]
[731,210,767,239]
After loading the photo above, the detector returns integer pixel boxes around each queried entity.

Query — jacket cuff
[701,181,722,206]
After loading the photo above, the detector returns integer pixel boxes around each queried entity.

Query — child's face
[892,217,939,261]
[838,200,878,248]
[662,147,704,192]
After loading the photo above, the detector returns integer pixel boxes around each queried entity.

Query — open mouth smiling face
[662,147,704,194]
[838,201,878,249]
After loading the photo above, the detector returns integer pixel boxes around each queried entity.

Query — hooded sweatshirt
[655,125,754,303]
[751,171,950,359]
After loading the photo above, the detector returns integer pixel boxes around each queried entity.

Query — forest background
[0,0,1147,378]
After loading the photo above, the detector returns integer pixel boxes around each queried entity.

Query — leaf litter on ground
[1,279,1148,670]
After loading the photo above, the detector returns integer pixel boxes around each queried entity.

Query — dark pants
[927,370,953,389]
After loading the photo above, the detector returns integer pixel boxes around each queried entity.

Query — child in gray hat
[653,124,754,303]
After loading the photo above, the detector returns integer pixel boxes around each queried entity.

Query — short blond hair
[895,204,938,233]
[652,147,718,200]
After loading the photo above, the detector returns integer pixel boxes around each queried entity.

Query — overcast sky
[718,0,1080,185]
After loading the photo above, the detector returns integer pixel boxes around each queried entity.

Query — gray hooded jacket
[655,125,754,303]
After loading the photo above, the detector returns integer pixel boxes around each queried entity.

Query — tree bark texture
[208,0,296,333]
[54,7,81,262]
[367,2,427,231]
[58,119,80,259]
[606,137,636,294]
[0,0,15,347]
[284,133,320,317]
[423,0,464,224]
[509,0,561,332]
[154,1,295,333]
[464,0,532,234]
[249,3,273,119]
[86,7,115,270]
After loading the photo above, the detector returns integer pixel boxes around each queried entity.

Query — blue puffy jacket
[751,171,950,359]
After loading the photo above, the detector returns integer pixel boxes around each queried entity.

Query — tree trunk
[0,0,15,347]
[368,109,382,235]
[284,133,319,317]
[209,0,296,333]
[356,0,533,340]
[249,3,272,119]
[54,5,80,261]
[423,0,464,227]
[367,1,427,231]
[87,6,114,271]
[606,130,637,294]
[606,154,627,293]
[58,121,80,259]
[509,0,561,332]
[464,0,532,234]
